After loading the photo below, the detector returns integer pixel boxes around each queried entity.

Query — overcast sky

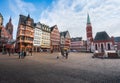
[1,0,120,40]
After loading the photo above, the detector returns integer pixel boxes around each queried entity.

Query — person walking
[19,50,24,59]
[23,51,26,58]
[65,49,69,59]
[19,51,22,59]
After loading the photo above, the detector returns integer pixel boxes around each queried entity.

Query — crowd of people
[18,50,32,59]
[1,47,70,59]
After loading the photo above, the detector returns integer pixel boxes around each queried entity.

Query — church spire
[9,17,11,22]
[87,13,91,24]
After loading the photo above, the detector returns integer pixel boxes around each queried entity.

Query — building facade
[0,13,13,52]
[93,31,115,52]
[33,22,42,52]
[50,25,60,52]
[70,37,86,52]
[16,14,34,52]
[60,31,71,50]
[86,14,93,51]
[114,37,120,50]
[41,23,50,51]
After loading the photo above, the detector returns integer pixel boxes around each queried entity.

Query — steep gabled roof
[50,25,57,31]
[60,31,68,37]
[34,22,42,29]
[19,14,34,27]
[71,37,82,42]
[94,31,110,41]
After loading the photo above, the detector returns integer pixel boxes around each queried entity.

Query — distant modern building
[114,37,120,50]
[70,37,86,52]
[16,14,34,52]
[60,31,71,49]
[50,25,60,52]
[33,22,42,52]
[5,17,13,39]
[41,23,51,51]
[86,14,93,51]
[93,31,115,52]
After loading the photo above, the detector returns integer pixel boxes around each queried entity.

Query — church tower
[0,13,3,38]
[86,14,93,51]
[0,13,3,27]
[6,17,13,39]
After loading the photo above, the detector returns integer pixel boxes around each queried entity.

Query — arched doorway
[95,44,97,50]
[108,43,111,50]
[101,44,104,52]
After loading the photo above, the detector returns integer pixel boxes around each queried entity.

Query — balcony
[17,40,33,44]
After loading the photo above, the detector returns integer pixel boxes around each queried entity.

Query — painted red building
[50,25,60,52]
[93,31,115,52]
[86,14,93,51]
[0,13,13,52]
[16,14,34,52]
[70,37,86,52]
[86,14,115,53]
[0,27,12,52]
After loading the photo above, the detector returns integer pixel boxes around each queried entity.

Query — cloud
[9,0,36,14]
[40,0,120,40]
[8,0,36,39]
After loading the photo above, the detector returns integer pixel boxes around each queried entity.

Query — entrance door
[101,44,104,52]
[108,43,111,50]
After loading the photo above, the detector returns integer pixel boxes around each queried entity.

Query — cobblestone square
[0,52,120,83]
